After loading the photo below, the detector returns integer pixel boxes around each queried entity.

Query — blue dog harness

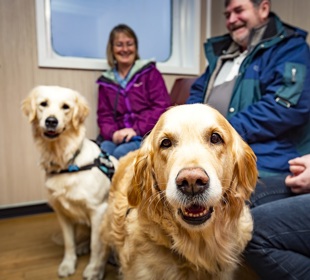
[51,148,115,180]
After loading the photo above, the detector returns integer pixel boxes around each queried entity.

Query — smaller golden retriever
[22,86,118,280]
[100,104,257,280]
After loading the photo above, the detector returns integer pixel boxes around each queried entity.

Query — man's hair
[106,24,140,67]
[225,0,270,7]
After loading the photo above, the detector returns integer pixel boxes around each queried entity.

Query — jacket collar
[97,59,155,85]
[205,12,306,59]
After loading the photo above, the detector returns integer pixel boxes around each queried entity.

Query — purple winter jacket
[96,61,171,141]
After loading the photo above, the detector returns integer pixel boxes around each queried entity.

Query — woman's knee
[113,142,140,159]
[100,141,117,155]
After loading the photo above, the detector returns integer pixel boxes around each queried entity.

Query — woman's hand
[285,154,310,194]
[112,128,137,144]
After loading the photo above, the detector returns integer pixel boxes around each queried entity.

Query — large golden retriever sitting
[100,104,258,280]
[22,86,118,280]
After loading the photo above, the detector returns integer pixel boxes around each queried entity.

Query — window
[35,0,201,74]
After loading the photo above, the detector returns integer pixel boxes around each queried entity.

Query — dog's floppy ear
[226,132,257,218]
[128,137,155,207]
[233,139,257,199]
[21,87,39,122]
[72,91,90,129]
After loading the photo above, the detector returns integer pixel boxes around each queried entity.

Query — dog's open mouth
[44,130,60,139]
[178,204,213,225]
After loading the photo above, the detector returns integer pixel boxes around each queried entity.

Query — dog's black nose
[45,117,58,129]
[176,167,209,196]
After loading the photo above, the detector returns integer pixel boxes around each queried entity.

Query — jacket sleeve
[229,38,310,144]
[132,67,171,136]
[97,85,118,141]
[186,70,209,104]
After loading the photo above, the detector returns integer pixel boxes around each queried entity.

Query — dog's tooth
[183,207,211,218]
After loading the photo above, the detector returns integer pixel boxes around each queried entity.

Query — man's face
[224,0,269,50]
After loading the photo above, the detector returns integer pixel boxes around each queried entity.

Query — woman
[96,24,171,159]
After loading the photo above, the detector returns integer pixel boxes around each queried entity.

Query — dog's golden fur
[22,86,118,280]
[100,104,257,280]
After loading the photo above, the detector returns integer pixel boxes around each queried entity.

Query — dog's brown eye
[40,101,48,107]
[160,138,172,148]
[62,104,70,110]
[210,133,223,144]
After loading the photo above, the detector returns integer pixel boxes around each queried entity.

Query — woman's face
[113,32,136,68]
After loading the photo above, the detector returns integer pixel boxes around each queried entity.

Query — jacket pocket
[275,62,306,108]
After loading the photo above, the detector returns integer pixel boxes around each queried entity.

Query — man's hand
[285,154,310,194]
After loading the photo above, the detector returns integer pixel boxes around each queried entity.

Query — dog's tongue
[185,204,205,214]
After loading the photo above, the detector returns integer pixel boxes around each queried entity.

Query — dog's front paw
[83,263,104,280]
[58,258,76,277]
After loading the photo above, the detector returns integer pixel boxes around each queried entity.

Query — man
[245,154,310,279]
[187,0,310,177]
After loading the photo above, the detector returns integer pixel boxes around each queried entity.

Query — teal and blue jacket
[187,13,310,176]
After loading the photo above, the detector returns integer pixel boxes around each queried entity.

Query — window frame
[35,0,201,75]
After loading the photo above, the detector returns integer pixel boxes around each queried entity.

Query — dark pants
[245,175,310,280]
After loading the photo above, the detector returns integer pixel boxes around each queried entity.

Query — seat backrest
[170,77,197,105]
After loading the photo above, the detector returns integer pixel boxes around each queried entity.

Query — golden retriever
[22,86,118,280]
[100,104,257,280]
